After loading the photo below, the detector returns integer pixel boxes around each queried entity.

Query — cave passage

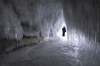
[0,0,100,66]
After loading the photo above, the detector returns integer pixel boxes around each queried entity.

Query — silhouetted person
[62,26,66,36]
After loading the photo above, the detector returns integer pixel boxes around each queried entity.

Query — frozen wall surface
[0,0,64,40]
[0,0,64,54]
[63,0,99,41]
[0,0,23,40]
[0,0,98,41]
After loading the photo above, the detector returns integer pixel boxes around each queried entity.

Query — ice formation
[0,0,100,59]
[0,0,65,40]
[0,1,23,40]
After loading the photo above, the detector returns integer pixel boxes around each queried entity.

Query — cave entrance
[56,23,67,40]
[56,9,67,40]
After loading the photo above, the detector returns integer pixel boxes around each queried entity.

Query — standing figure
[62,26,66,36]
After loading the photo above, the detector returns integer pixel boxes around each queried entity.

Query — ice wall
[0,0,64,40]
[63,0,98,41]
[0,0,99,42]
[0,0,23,40]
[10,0,63,37]
[0,0,65,54]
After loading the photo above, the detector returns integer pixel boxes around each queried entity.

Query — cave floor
[0,37,100,66]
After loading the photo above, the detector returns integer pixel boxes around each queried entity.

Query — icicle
[0,21,2,38]
[94,8,100,60]
[16,39,18,49]
[98,8,99,32]
[15,34,18,49]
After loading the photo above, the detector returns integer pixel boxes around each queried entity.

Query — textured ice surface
[0,1,23,40]
[0,37,100,66]
[0,0,65,40]
[10,0,64,37]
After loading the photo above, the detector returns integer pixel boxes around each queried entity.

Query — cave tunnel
[0,0,100,66]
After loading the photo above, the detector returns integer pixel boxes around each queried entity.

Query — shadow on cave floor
[0,37,100,66]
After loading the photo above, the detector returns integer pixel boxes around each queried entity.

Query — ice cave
[0,0,100,66]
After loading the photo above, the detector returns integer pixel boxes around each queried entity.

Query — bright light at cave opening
[56,10,67,41]
[57,23,67,41]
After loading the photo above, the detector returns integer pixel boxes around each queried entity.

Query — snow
[0,37,100,66]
